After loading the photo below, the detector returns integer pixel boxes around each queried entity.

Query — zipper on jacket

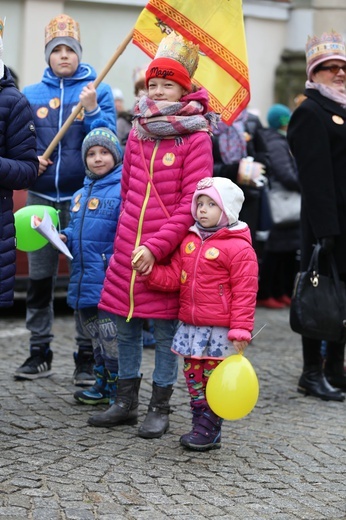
[219,284,229,313]
[101,253,107,272]
[126,140,160,322]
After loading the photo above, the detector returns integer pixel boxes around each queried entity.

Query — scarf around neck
[132,87,217,141]
[305,80,346,109]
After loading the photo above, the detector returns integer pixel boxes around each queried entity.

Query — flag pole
[42,28,134,160]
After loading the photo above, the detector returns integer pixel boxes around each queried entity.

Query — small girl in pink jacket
[146,177,259,451]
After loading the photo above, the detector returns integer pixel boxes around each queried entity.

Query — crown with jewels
[44,14,80,46]
[306,30,346,69]
[155,31,199,78]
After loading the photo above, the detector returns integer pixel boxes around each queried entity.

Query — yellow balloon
[206,354,259,420]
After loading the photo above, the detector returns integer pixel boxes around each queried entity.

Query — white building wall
[1,1,346,123]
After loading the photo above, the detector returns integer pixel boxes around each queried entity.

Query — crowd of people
[1,12,346,453]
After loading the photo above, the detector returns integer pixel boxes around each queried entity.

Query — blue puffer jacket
[23,63,116,202]
[61,164,122,309]
[0,66,38,307]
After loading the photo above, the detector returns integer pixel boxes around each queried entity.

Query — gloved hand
[320,236,335,254]
[237,156,267,188]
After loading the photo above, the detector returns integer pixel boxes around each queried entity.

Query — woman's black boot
[297,365,344,401]
[324,342,346,391]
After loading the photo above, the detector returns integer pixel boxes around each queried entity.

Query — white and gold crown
[155,31,199,78]
[45,14,80,46]
[306,31,346,67]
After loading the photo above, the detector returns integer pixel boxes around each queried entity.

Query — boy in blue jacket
[14,14,116,385]
[59,120,122,405]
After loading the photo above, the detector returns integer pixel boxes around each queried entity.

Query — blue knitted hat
[267,104,292,130]
[82,119,123,177]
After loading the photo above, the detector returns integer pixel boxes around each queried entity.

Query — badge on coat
[162,153,175,166]
[332,115,344,125]
[205,247,220,260]
[88,198,99,210]
[49,98,60,109]
[37,107,49,119]
[185,242,196,254]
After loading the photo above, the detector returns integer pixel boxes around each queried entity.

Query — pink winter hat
[191,177,244,226]
[306,31,346,81]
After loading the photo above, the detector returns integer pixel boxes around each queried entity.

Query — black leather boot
[324,342,346,391]
[88,376,142,427]
[297,365,344,402]
[138,383,173,439]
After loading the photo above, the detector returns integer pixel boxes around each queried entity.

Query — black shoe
[14,349,53,380]
[297,367,345,402]
[73,350,95,386]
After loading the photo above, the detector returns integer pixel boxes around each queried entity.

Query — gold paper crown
[155,31,199,78]
[0,18,4,39]
[306,30,346,66]
[44,14,80,46]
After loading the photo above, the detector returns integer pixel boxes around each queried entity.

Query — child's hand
[131,246,155,276]
[232,340,249,353]
[59,234,67,243]
[38,156,53,176]
[79,82,97,113]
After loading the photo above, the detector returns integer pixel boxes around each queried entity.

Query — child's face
[196,195,223,228]
[86,146,115,176]
[147,78,187,102]
[49,45,79,77]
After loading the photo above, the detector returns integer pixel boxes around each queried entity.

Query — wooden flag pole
[42,28,134,160]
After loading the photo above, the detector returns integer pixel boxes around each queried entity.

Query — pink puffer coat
[99,129,213,320]
[147,224,259,340]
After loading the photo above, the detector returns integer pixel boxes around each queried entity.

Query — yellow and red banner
[133,0,250,125]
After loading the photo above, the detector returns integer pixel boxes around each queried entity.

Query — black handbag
[290,243,346,342]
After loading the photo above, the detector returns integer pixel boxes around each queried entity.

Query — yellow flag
[133,0,250,125]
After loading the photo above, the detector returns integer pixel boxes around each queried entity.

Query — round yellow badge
[205,247,220,260]
[88,198,99,210]
[332,115,344,125]
[72,203,80,212]
[37,107,49,119]
[49,98,60,109]
[163,153,175,166]
[185,242,196,254]
[180,270,187,284]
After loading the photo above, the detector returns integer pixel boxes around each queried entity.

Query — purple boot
[180,400,222,451]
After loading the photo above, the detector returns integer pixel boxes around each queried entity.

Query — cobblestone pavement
[0,300,345,520]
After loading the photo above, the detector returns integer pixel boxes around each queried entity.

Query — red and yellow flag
[133,0,250,125]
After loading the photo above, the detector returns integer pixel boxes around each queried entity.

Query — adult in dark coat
[287,30,346,401]
[0,64,38,308]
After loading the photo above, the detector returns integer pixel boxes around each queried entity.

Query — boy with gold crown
[0,18,38,308]
[88,32,216,439]
[14,14,116,386]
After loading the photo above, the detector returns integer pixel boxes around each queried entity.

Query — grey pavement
[0,300,345,520]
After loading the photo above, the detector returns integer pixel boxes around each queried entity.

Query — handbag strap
[139,140,171,219]
[310,243,345,311]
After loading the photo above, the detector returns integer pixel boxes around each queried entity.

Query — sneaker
[73,351,95,386]
[14,349,53,380]
[74,366,117,405]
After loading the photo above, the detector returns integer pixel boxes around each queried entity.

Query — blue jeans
[98,311,179,386]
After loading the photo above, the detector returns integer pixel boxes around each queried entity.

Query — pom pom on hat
[82,119,123,177]
[267,104,291,130]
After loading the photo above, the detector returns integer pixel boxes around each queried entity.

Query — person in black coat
[0,53,38,308]
[257,104,301,309]
[287,30,346,401]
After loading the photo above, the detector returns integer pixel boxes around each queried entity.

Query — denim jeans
[98,311,179,386]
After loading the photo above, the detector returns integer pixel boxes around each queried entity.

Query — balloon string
[251,323,267,341]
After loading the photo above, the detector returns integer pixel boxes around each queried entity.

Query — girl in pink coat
[146,177,259,451]
[88,32,215,438]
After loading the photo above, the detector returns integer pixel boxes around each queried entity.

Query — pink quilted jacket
[99,129,213,320]
[146,224,259,341]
